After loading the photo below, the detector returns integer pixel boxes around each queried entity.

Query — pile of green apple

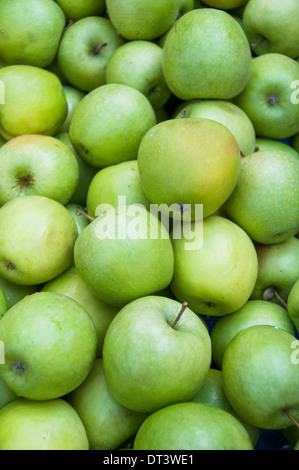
[0,0,299,452]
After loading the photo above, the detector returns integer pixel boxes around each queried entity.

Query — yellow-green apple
[70,83,156,168]
[234,54,299,139]
[106,40,171,110]
[57,86,85,134]
[56,0,106,20]
[162,8,252,100]
[133,402,253,450]
[57,16,124,93]
[0,289,7,319]
[0,135,79,206]
[74,204,174,307]
[170,215,258,316]
[225,150,299,244]
[0,291,97,400]
[173,99,256,156]
[255,138,299,160]
[222,325,299,429]
[0,378,18,410]
[0,398,89,450]
[0,0,66,68]
[67,358,147,449]
[87,160,150,219]
[0,195,78,285]
[287,278,299,332]
[102,296,211,413]
[0,65,67,140]
[243,0,299,59]
[0,276,37,310]
[211,300,296,368]
[137,118,241,220]
[42,267,119,357]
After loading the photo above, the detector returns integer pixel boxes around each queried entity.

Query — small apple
[57,86,85,134]
[224,150,299,244]
[0,289,7,319]
[0,135,79,206]
[162,8,252,100]
[0,291,97,400]
[86,160,150,219]
[0,195,78,286]
[70,83,156,168]
[222,325,299,429]
[0,0,66,68]
[133,402,253,450]
[56,0,106,21]
[57,16,124,93]
[254,138,299,160]
[0,398,89,450]
[102,296,212,413]
[0,377,18,410]
[287,278,299,332]
[0,65,68,140]
[0,276,38,310]
[211,300,296,368]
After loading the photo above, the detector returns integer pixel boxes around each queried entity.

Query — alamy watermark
[0,340,4,364]
[291,339,299,365]
[291,81,299,105]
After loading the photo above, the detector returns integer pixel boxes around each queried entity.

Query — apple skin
[74,204,174,308]
[56,0,106,21]
[170,215,258,317]
[0,0,66,68]
[0,398,89,450]
[0,135,79,206]
[254,138,299,160]
[137,118,241,220]
[106,40,171,110]
[0,65,68,140]
[162,8,252,100]
[0,378,18,410]
[250,237,299,304]
[70,83,156,168]
[287,278,299,332]
[66,358,147,450]
[224,150,299,245]
[57,86,85,134]
[0,195,78,286]
[102,296,212,414]
[211,300,296,369]
[87,160,150,219]
[41,267,119,357]
[133,402,253,450]
[222,325,299,429]
[234,54,299,139]
[173,99,256,156]
[243,0,299,59]
[58,16,124,93]
[0,289,7,319]
[0,291,97,401]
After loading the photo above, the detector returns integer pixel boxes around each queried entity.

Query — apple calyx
[93,43,108,56]
[12,174,35,194]
[171,301,188,329]
[181,109,187,118]
[11,360,26,375]
[262,286,288,310]
[284,408,299,429]
[4,260,16,271]
[75,210,95,221]
[267,94,279,107]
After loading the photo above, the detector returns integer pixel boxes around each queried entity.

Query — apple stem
[274,290,288,310]
[251,36,266,49]
[262,287,288,311]
[181,109,187,118]
[171,301,188,329]
[284,409,299,429]
[240,151,246,158]
[93,43,108,55]
[63,19,74,33]
[75,210,95,221]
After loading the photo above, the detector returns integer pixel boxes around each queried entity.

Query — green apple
[0,195,78,286]
[42,267,119,357]
[0,65,68,140]
[70,83,156,168]
[106,40,171,110]
[0,398,89,450]
[192,368,260,447]
[56,0,106,20]
[162,8,252,100]
[254,138,299,160]
[65,204,91,236]
[0,136,6,148]
[102,296,211,413]
[0,135,79,206]
[222,325,299,429]
[74,204,174,307]
[0,289,7,319]
[173,99,256,156]
[287,278,299,332]
[138,118,241,220]
[105,0,182,40]
[250,237,299,304]
[86,160,150,219]
[67,358,146,449]
[170,215,258,316]
[243,0,299,59]
[56,133,97,207]
[234,54,299,139]
[133,402,253,450]
[0,291,97,400]
[200,0,248,7]
[292,134,299,153]
[0,276,38,310]
[224,150,299,244]
[0,0,66,68]
[57,86,85,134]
[57,16,124,93]
[211,300,296,369]
[0,377,18,410]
